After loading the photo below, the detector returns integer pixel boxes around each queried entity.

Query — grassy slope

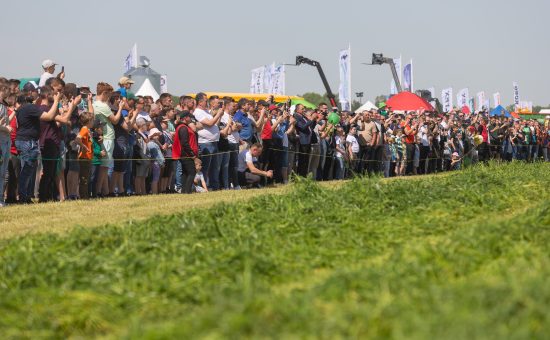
[0,162,549,339]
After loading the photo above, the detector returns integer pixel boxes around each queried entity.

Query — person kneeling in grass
[193,159,208,193]
[237,143,273,188]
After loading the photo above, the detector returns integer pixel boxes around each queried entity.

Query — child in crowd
[90,120,106,198]
[394,128,405,176]
[147,128,165,195]
[134,119,150,195]
[451,152,461,171]
[75,112,94,199]
[194,159,208,193]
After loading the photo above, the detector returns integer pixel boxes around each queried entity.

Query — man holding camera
[193,92,223,190]
[293,104,317,177]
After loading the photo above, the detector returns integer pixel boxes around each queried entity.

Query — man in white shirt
[38,59,65,87]
[193,92,223,190]
[346,125,360,173]
[237,143,273,187]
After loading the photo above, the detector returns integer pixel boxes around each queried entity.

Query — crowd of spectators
[0,60,548,206]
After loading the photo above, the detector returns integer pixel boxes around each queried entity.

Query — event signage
[513,82,520,109]
[269,64,285,95]
[457,88,469,108]
[124,43,138,72]
[403,60,413,92]
[160,75,168,94]
[441,88,453,112]
[493,92,501,107]
[250,66,266,94]
[477,91,486,111]
[339,47,351,111]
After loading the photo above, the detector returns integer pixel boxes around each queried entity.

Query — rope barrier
[7,141,545,163]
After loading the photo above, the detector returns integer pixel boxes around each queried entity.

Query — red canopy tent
[386,91,435,112]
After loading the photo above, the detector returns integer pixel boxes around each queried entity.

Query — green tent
[19,78,40,90]
[291,98,316,109]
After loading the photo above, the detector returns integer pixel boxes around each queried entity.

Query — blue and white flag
[124,43,138,73]
[403,59,413,92]
[339,47,351,111]
[441,87,453,112]
[250,66,266,94]
[160,75,168,94]
[457,88,469,108]
[269,64,285,95]
[512,82,520,109]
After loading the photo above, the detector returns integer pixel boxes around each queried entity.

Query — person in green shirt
[92,82,123,197]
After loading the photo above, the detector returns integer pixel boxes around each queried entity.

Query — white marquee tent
[354,101,378,113]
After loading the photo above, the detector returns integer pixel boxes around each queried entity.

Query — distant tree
[505,104,516,112]
[374,95,387,108]
[300,92,340,109]
[351,100,361,112]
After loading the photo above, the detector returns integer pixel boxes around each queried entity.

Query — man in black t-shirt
[15,92,60,203]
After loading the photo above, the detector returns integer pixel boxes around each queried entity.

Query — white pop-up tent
[135,78,160,101]
[354,101,378,113]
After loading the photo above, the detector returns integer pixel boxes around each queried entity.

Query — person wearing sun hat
[117,76,135,99]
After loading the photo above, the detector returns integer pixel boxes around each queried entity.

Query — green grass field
[1,162,549,339]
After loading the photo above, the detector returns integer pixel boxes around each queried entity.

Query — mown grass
[0,161,549,339]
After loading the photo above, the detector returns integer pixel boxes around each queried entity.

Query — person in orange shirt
[75,112,94,199]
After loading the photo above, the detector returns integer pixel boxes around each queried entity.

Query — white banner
[269,64,285,95]
[457,88,469,108]
[390,56,402,95]
[493,92,501,107]
[513,81,520,108]
[441,88,453,112]
[477,91,486,111]
[160,75,168,94]
[250,66,266,94]
[403,59,413,92]
[264,63,274,94]
[339,47,351,111]
[124,43,138,73]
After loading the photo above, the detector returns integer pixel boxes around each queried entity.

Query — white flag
[492,93,501,107]
[269,64,285,95]
[513,81,520,109]
[402,59,413,92]
[160,75,168,94]
[338,47,351,111]
[441,88,453,112]
[250,66,266,94]
[124,43,138,72]
[477,91,486,111]
[457,88,469,108]
[264,63,275,94]
[390,56,402,94]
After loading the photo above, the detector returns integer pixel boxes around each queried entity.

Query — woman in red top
[258,105,275,174]
[173,111,198,194]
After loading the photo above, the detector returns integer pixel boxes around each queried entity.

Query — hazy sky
[1,0,549,105]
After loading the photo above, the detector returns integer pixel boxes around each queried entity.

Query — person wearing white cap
[38,59,65,87]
